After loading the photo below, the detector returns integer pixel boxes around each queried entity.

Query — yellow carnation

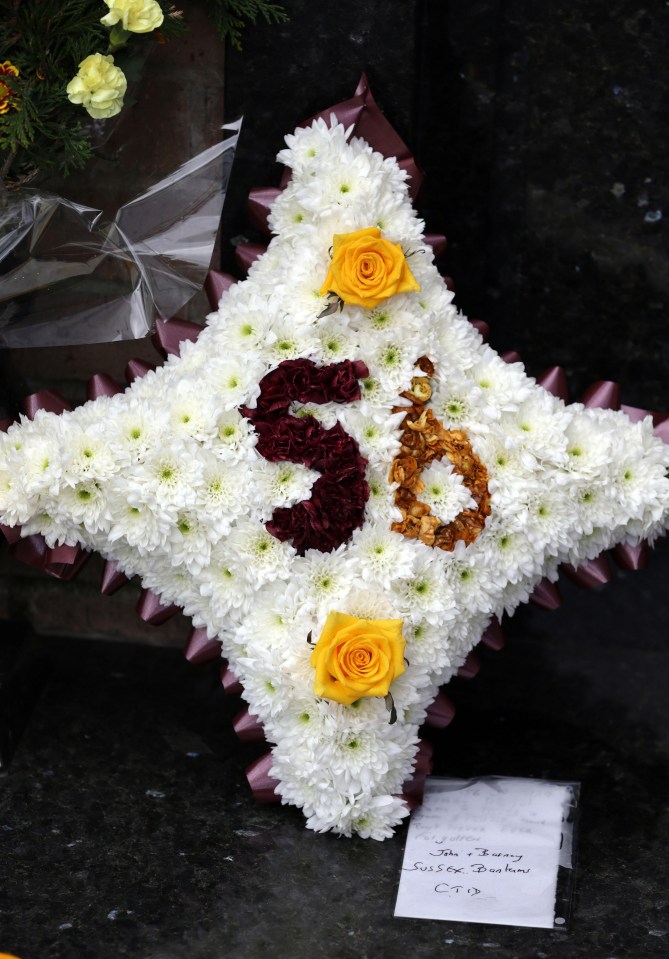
[66,53,127,120]
[101,0,165,33]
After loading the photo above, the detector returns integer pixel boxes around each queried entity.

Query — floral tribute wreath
[2,77,669,839]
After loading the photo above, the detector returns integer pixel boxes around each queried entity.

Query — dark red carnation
[243,358,370,554]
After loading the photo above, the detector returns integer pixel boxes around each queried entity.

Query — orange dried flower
[389,358,491,551]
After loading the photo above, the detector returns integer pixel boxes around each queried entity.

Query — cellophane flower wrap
[1,117,668,839]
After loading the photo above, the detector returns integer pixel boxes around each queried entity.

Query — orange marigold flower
[0,60,20,115]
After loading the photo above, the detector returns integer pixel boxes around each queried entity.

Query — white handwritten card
[395,777,576,928]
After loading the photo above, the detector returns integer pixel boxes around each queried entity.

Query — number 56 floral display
[1,83,668,840]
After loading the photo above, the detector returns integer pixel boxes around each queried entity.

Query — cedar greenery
[0,0,287,187]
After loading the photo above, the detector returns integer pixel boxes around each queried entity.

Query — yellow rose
[319,227,420,310]
[310,611,406,706]
[101,0,164,33]
[66,54,127,120]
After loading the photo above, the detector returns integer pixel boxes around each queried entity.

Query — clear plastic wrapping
[0,119,241,349]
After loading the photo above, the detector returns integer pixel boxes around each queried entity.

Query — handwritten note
[395,777,575,928]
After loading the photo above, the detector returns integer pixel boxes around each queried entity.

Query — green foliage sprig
[208,0,289,52]
[0,0,287,187]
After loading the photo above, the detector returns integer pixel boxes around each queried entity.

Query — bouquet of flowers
[1,95,668,839]
[0,0,286,185]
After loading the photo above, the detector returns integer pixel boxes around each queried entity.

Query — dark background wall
[224,0,668,409]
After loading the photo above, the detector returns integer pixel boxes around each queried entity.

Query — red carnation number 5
[242,360,370,554]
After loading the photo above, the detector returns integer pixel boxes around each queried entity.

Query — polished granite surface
[1,540,668,958]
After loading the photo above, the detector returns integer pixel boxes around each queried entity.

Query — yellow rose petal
[319,227,420,310]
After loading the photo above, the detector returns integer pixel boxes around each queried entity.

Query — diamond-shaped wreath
[1,79,667,839]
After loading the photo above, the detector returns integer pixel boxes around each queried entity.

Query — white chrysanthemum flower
[264,316,319,365]
[404,618,455,671]
[356,300,413,335]
[338,586,399,622]
[109,404,163,461]
[506,393,570,467]
[339,407,404,467]
[252,460,319,516]
[297,150,383,221]
[365,467,402,523]
[431,379,486,430]
[214,410,256,461]
[521,487,582,554]
[314,321,360,365]
[106,489,173,553]
[58,480,109,533]
[226,520,295,586]
[277,117,353,177]
[196,460,251,536]
[420,459,476,525]
[20,508,81,549]
[210,306,278,354]
[444,545,497,616]
[466,354,533,418]
[166,511,212,574]
[563,410,615,479]
[198,541,253,622]
[349,521,416,590]
[295,547,358,616]
[132,442,203,508]
[11,431,64,497]
[288,400,340,429]
[361,330,424,393]
[208,353,264,411]
[305,792,409,840]
[63,426,118,484]
[168,387,219,445]
[398,557,452,624]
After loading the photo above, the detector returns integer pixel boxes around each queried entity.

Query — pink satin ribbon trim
[232,706,265,743]
[501,350,522,364]
[481,618,504,651]
[125,359,155,383]
[9,533,88,580]
[152,316,203,359]
[457,650,481,680]
[246,752,281,803]
[23,390,72,419]
[205,270,238,310]
[424,233,447,257]
[183,627,222,665]
[87,373,123,401]
[401,739,433,809]
[621,404,669,444]
[247,186,282,236]
[529,577,561,610]
[100,559,129,595]
[1,523,22,544]
[581,380,621,411]
[424,690,456,729]
[612,541,648,571]
[220,663,243,695]
[538,366,569,401]
[562,554,612,589]
[234,242,268,276]
[136,588,179,624]
[470,319,489,342]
